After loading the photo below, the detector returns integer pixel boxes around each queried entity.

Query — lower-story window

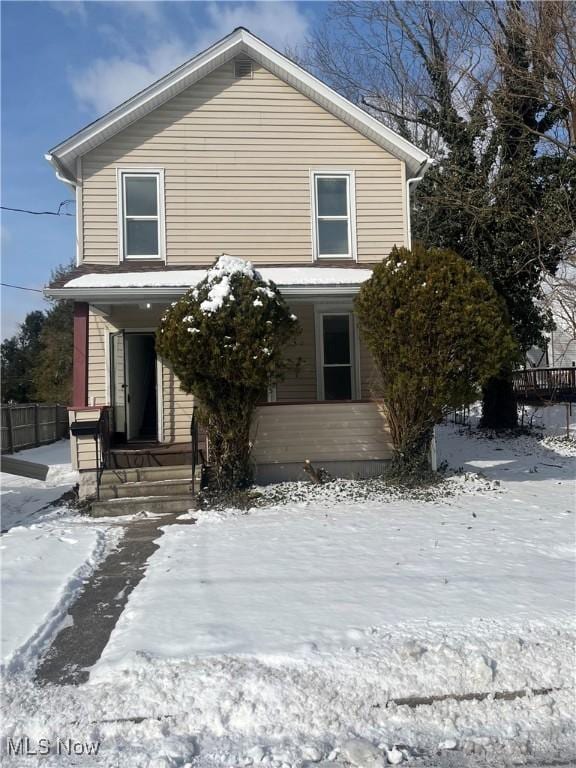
[319,313,356,400]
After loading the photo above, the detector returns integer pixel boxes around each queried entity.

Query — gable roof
[46,27,430,182]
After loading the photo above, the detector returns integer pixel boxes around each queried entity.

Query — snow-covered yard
[1,414,575,767]
[0,441,117,672]
[96,464,572,664]
[1,520,110,671]
[1,440,78,530]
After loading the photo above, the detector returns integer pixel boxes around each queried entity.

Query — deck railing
[512,367,576,401]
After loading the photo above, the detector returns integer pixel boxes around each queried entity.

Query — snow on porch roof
[63,267,374,289]
[48,266,374,300]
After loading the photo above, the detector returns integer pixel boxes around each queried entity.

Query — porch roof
[45,265,374,303]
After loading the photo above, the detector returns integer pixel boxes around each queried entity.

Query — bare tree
[305,1,575,157]
[305,1,576,428]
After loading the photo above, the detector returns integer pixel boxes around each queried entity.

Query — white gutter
[406,159,434,248]
[43,284,364,303]
[45,153,77,192]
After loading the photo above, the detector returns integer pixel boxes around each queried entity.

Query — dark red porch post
[72,302,89,407]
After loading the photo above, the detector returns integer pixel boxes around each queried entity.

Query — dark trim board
[0,456,49,481]
[73,302,89,407]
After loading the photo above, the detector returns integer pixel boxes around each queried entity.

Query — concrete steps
[90,464,202,516]
[90,494,197,517]
[108,443,193,470]
[100,465,194,486]
[99,477,194,500]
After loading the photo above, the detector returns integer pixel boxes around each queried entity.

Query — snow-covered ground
[520,402,575,437]
[1,415,574,767]
[1,440,78,530]
[0,441,117,672]
[95,453,573,663]
[1,520,111,671]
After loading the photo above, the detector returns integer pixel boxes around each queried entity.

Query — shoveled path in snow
[35,511,195,686]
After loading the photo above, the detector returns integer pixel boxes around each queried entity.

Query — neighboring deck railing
[512,367,576,402]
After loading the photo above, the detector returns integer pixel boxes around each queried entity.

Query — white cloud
[200,2,311,53]
[71,41,194,114]
[120,1,167,26]
[51,1,87,22]
[69,2,311,115]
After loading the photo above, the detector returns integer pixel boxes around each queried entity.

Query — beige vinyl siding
[252,401,393,464]
[68,408,104,471]
[161,361,194,443]
[81,59,407,265]
[88,310,110,406]
[275,304,316,401]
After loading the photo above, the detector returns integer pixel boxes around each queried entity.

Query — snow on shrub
[355,244,517,481]
[157,255,299,491]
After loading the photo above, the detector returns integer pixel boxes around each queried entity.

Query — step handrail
[191,405,199,495]
[95,408,111,502]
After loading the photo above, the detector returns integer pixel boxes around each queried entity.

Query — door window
[321,314,354,400]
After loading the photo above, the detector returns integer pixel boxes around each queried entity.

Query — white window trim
[314,305,359,401]
[156,355,164,443]
[310,170,357,261]
[117,168,166,262]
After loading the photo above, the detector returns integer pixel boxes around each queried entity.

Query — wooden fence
[1,404,69,454]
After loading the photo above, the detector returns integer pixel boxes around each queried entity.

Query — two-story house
[45,28,431,505]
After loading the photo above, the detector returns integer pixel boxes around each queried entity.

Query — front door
[111,332,158,442]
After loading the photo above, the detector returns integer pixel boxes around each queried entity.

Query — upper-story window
[311,172,356,260]
[119,170,164,260]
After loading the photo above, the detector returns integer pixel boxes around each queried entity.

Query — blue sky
[1,0,325,339]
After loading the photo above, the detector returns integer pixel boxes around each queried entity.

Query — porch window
[320,314,355,400]
[312,173,355,259]
[120,171,164,259]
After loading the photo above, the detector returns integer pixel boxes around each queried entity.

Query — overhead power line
[1,283,44,293]
[1,201,74,217]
